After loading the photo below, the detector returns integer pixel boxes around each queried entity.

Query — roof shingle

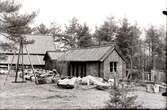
[57,45,114,62]
[44,51,65,60]
[0,54,44,65]
[0,34,55,54]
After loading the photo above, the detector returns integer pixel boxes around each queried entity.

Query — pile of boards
[57,75,114,90]
[0,69,8,74]
[23,69,59,84]
[24,69,115,90]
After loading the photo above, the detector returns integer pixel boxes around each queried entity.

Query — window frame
[110,62,117,72]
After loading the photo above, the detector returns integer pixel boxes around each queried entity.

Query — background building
[0,35,55,69]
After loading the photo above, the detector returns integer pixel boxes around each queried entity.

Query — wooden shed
[44,44,126,80]
[0,34,55,69]
[43,51,67,75]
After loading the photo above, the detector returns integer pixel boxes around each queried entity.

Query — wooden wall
[45,59,68,76]
[86,62,99,77]
[66,62,101,78]
[103,49,126,80]
[54,61,68,77]
[44,49,126,80]
[45,59,53,70]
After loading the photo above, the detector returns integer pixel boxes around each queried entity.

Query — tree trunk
[126,54,133,81]
[99,36,101,46]
[148,42,151,71]
[151,38,156,70]
[138,40,141,76]
[21,38,24,81]
[129,55,133,80]
[142,43,146,81]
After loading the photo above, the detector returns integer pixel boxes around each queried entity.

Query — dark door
[68,62,86,77]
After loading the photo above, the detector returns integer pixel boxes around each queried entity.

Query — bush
[107,84,140,109]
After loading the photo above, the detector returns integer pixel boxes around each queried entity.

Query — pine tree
[116,18,141,80]
[0,0,37,83]
[55,17,93,49]
[93,16,118,45]
[145,25,166,71]
[0,0,36,44]
[107,84,139,109]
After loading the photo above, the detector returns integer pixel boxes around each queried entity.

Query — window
[114,62,117,72]
[110,62,113,72]
[110,62,117,72]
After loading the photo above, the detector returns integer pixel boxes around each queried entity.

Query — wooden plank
[25,45,38,84]
[15,41,22,82]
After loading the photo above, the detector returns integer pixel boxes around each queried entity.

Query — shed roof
[0,34,55,54]
[0,54,44,65]
[43,51,65,60]
[57,44,115,62]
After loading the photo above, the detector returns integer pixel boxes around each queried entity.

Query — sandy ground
[129,86,167,109]
[0,74,166,109]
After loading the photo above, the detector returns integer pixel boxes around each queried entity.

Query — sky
[14,0,167,31]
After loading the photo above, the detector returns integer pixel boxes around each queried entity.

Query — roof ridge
[69,43,115,50]
[25,34,52,37]
[46,50,65,52]
[1,34,55,54]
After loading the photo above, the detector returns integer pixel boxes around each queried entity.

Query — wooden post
[8,64,9,71]
[24,45,38,84]
[4,51,16,86]
[21,38,25,81]
[15,41,22,82]
[142,72,145,81]
[113,71,117,88]
[98,62,101,77]
[142,43,145,81]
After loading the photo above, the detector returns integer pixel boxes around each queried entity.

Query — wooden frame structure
[5,37,38,84]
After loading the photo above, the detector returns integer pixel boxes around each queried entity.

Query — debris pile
[0,69,8,74]
[23,69,117,89]
[57,77,81,89]
[23,69,60,84]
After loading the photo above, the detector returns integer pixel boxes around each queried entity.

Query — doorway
[68,62,86,77]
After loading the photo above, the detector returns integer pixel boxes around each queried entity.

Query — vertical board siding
[100,62,104,78]
[103,50,126,80]
[86,62,99,77]
[45,60,53,70]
